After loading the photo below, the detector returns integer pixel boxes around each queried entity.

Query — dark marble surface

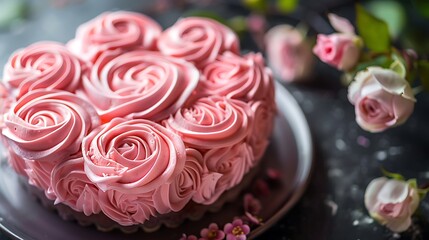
[0,1,428,240]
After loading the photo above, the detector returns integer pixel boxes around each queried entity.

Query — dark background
[0,0,428,239]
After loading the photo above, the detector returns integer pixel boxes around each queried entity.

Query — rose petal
[378,179,409,204]
[365,177,388,212]
[370,67,416,102]
[328,13,355,34]
[385,216,412,233]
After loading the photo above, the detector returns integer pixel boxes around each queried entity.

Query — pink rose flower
[348,67,416,132]
[224,219,250,240]
[313,14,362,71]
[265,24,313,82]
[365,177,420,232]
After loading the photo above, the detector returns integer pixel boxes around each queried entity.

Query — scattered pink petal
[243,194,261,215]
[357,136,370,148]
[244,212,263,225]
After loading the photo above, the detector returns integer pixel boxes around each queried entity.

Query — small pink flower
[224,219,250,240]
[180,233,198,240]
[200,223,225,240]
[313,14,362,71]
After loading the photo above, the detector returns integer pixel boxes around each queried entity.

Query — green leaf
[412,0,429,19]
[242,0,268,13]
[417,60,429,92]
[407,179,418,189]
[183,10,228,26]
[227,16,247,36]
[356,4,391,53]
[367,0,406,39]
[276,0,298,14]
[390,60,406,78]
[0,0,27,29]
[355,55,392,73]
[381,168,405,181]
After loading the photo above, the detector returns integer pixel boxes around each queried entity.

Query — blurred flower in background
[265,24,313,83]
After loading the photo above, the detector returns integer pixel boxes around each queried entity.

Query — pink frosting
[6,147,27,176]
[164,96,253,150]
[67,11,162,63]
[3,42,85,99]
[82,118,186,194]
[25,160,57,200]
[2,89,100,162]
[248,100,276,162]
[51,157,101,216]
[153,148,204,213]
[98,189,156,226]
[81,49,199,122]
[157,17,240,69]
[199,142,253,205]
[200,52,274,103]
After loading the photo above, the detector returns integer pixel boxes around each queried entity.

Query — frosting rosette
[98,189,156,226]
[82,118,186,194]
[25,160,57,200]
[164,96,253,150]
[200,52,275,103]
[157,17,240,69]
[153,148,204,213]
[81,49,199,122]
[2,90,100,162]
[3,42,85,99]
[200,142,253,204]
[248,100,275,161]
[51,157,101,216]
[67,11,162,63]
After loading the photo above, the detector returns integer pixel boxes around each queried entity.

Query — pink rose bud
[348,67,416,132]
[265,24,313,83]
[313,33,361,71]
[313,13,362,71]
[365,177,420,232]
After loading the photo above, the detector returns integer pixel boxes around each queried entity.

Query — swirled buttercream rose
[157,17,240,69]
[6,147,27,177]
[248,100,275,162]
[51,157,101,216]
[200,52,274,103]
[82,118,186,194]
[164,96,253,150]
[67,11,162,63]
[25,160,57,200]
[81,49,199,122]
[3,42,85,98]
[2,90,100,162]
[98,189,156,226]
[153,148,204,213]
[200,142,253,204]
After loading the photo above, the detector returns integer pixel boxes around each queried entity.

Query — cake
[0,11,276,233]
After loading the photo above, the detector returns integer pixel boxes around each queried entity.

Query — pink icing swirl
[51,157,101,216]
[157,17,240,69]
[6,148,27,177]
[199,142,253,205]
[81,49,199,122]
[67,11,162,63]
[82,118,186,194]
[153,148,204,213]
[25,160,57,200]
[248,100,276,162]
[2,90,100,162]
[98,189,156,226]
[200,52,275,103]
[3,42,85,99]
[164,96,253,149]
